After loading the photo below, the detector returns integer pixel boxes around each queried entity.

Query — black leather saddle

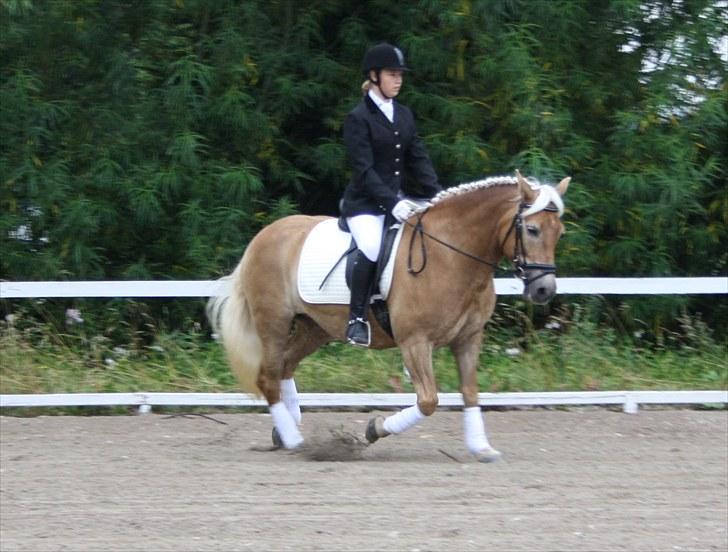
[327,214,399,337]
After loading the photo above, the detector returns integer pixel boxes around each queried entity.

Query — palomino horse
[207,171,570,461]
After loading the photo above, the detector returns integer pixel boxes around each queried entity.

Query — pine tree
[1,0,725,333]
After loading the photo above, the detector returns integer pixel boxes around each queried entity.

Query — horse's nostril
[532,286,554,304]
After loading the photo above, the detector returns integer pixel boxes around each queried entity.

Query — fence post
[623,394,639,414]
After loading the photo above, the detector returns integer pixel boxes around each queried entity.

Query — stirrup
[346,317,371,347]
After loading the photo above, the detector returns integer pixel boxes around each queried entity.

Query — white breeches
[347,214,385,262]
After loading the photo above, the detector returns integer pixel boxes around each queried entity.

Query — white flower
[505,347,521,357]
[8,224,32,242]
[104,358,116,366]
[5,314,16,325]
[65,308,84,325]
[112,346,129,357]
[545,321,561,330]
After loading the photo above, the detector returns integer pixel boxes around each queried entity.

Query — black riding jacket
[340,94,442,217]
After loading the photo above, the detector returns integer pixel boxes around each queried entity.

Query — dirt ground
[1,408,726,552]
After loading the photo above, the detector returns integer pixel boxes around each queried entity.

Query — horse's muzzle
[523,272,557,305]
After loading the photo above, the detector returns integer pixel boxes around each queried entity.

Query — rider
[340,42,443,346]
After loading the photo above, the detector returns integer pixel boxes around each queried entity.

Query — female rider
[340,43,442,346]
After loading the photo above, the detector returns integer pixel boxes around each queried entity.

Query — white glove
[392,199,418,222]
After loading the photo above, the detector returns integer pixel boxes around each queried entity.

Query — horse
[207,170,570,462]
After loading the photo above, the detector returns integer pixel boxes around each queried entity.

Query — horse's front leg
[452,332,501,463]
[365,339,438,443]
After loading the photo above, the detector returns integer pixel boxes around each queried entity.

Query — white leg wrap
[463,406,492,454]
[382,405,425,435]
[280,378,301,426]
[269,402,303,449]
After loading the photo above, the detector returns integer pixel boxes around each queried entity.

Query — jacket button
[395,171,400,176]
[394,131,400,136]
[395,144,401,149]
[395,158,400,163]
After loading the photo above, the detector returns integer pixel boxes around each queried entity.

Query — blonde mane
[423,174,564,217]
[430,175,520,205]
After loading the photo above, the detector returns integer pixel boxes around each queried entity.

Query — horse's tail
[206,261,263,396]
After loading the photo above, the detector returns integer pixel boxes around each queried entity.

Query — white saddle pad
[297,218,404,304]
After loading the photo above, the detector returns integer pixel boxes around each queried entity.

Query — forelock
[522,184,564,217]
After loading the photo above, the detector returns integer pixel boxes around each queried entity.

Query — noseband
[405,202,559,288]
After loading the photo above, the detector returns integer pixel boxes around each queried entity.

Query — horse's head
[502,170,570,304]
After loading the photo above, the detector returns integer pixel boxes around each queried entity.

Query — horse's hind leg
[259,371,303,450]
[254,313,310,450]
[366,340,438,442]
[278,316,331,429]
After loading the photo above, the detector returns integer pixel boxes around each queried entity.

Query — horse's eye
[526,225,540,237]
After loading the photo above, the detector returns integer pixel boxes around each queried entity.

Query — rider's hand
[392,199,418,222]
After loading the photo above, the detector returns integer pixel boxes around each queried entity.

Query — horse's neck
[428,186,517,264]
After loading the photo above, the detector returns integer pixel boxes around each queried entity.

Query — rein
[406,215,501,274]
[405,203,559,286]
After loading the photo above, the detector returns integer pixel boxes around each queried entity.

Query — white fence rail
[2,391,726,415]
[1,277,726,298]
[1,277,726,413]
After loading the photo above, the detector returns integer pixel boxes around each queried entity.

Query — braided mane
[430,175,520,205]
[423,174,564,216]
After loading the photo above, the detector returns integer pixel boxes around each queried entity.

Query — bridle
[405,201,560,287]
[506,202,560,285]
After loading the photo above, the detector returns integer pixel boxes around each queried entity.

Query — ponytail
[361,79,371,95]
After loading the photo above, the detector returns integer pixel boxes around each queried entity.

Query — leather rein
[405,202,559,286]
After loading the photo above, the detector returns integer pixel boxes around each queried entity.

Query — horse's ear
[555,176,571,196]
[515,169,537,202]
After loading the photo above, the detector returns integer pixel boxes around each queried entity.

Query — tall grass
[1,302,725,397]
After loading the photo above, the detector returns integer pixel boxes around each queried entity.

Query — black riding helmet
[362,43,410,76]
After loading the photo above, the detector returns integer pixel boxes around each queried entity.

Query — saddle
[296,217,405,338]
[337,214,398,293]
[338,214,399,337]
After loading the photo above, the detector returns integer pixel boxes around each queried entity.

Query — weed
[1,302,725,397]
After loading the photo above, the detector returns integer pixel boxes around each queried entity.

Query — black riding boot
[346,251,377,346]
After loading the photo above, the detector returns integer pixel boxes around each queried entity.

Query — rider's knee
[357,238,381,262]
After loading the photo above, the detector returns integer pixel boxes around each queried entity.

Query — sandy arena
[1,408,726,552]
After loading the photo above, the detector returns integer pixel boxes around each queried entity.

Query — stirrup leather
[346,317,371,347]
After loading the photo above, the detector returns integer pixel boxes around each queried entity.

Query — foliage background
[1,0,726,339]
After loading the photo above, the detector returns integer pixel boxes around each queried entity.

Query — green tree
[1,0,725,334]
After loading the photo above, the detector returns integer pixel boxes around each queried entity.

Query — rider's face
[371,69,403,98]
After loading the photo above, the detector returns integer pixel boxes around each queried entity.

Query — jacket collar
[364,94,396,128]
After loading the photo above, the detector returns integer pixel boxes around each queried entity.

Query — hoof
[271,427,283,449]
[473,446,502,463]
[272,427,304,450]
[365,416,390,444]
